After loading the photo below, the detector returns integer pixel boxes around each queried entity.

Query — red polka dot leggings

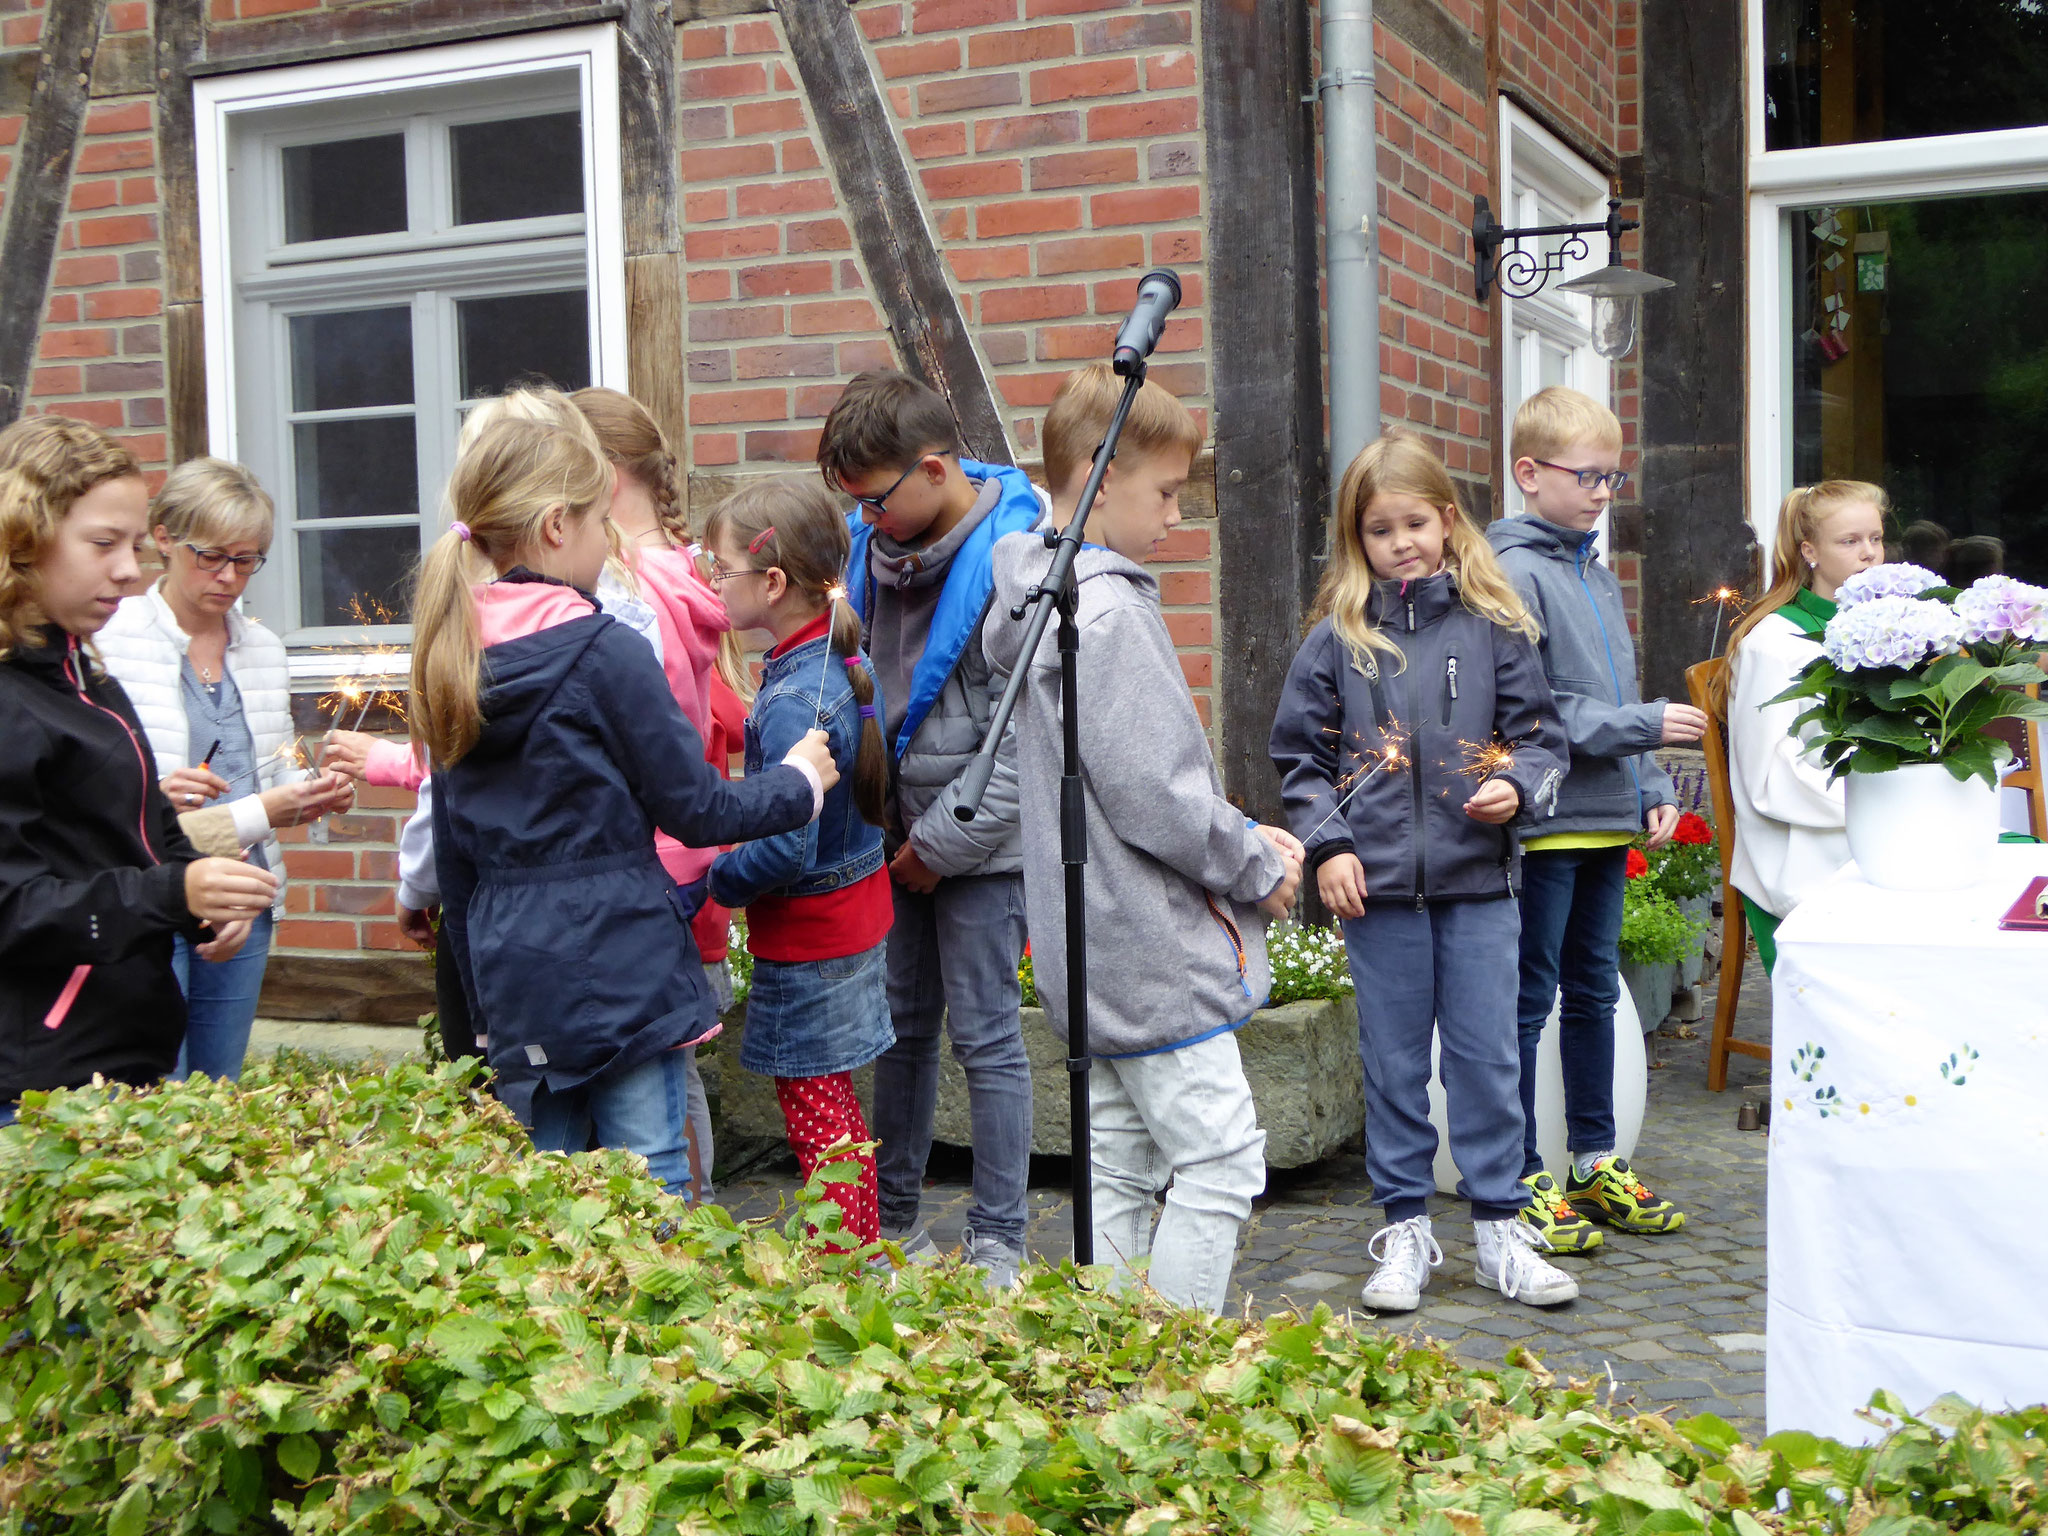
[774,1072,880,1248]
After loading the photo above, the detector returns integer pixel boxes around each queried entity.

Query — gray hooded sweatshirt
[985,531,1286,1058]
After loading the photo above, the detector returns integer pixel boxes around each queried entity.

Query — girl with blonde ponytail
[416,413,836,1193]
[701,474,895,1248]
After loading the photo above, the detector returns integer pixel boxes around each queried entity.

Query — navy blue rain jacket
[433,573,816,1123]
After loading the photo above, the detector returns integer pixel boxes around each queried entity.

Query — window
[195,27,627,655]
[1498,102,1615,556]
[1747,0,2048,585]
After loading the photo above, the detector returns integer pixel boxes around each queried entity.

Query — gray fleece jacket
[1486,514,1676,836]
[986,532,1286,1058]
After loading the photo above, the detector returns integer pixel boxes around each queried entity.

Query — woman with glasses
[98,458,354,1079]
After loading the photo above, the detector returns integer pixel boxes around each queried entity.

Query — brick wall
[273,785,414,954]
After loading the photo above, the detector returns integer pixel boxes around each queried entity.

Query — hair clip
[746,526,776,554]
[858,704,877,719]
[451,521,473,542]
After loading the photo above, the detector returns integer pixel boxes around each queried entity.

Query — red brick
[44,295,78,324]
[284,886,313,914]
[733,98,805,136]
[52,254,120,287]
[1154,527,1211,561]
[995,371,1067,408]
[364,922,414,952]
[730,18,779,51]
[1037,323,1116,361]
[1177,653,1212,687]
[695,434,740,466]
[968,23,1074,66]
[744,428,825,461]
[317,883,395,916]
[2,16,40,45]
[682,63,768,101]
[1092,272,1204,312]
[119,176,156,206]
[735,178,835,217]
[838,339,896,372]
[241,0,320,16]
[113,431,166,466]
[683,224,779,261]
[876,38,960,77]
[980,283,1087,323]
[947,245,1032,281]
[1146,50,1197,90]
[689,388,788,425]
[84,287,162,320]
[788,299,881,335]
[922,159,1023,200]
[1026,0,1129,13]
[678,106,729,143]
[39,329,116,360]
[974,197,1082,238]
[1158,570,1211,604]
[53,398,122,428]
[680,143,777,182]
[32,366,82,396]
[781,138,822,173]
[913,0,1017,28]
[84,360,162,392]
[275,919,358,951]
[358,852,400,882]
[1086,98,1199,140]
[687,269,733,303]
[1152,227,1202,264]
[680,25,726,60]
[1029,146,1138,189]
[684,188,729,222]
[690,307,785,342]
[68,180,120,213]
[917,74,1022,114]
[738,260,834,298]
[1030,59,1140,103]
[355,784,416,811]
[785,217,851,253]
[76,139,154,174]
[793,383,846,418]
[1079,12,1191,52]
[1192,693,1212,727]
[1163,611,1213,646]
[1035,232,1144,274]
[904,122,967,159]
[1090,184,1200,226]
[859,4,906,39]
[734,343,837,379]
[975,111,1083,153]
[84,103,151,136]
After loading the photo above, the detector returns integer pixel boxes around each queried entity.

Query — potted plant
[1618,841,1710,1028]
[1772,567,2048,890]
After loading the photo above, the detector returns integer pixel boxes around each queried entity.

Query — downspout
[1320,0,1381,493]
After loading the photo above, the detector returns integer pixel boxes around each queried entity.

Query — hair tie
[858,704,877,719]
[747,526,776,554]
[451,521,472,542]
[843,656,860,669]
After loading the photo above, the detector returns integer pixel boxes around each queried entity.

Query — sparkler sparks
[1456,738,1517,781]
[818,583,850,719]
[1301,720,1410,843]
[1694,584,1747,659]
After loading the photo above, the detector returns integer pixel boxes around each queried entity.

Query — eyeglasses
[183,542,267,575]
[707,563,769,586]
[844,456,928,515]
[1531,460,1630,493]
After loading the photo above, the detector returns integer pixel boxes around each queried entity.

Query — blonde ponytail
[409,530,488,766]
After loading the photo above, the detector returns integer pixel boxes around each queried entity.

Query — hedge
[3,1060,2044,1535]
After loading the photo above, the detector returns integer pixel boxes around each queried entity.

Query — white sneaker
[962,1225,1025,1291]
[1358,1215,1442,1312]
[1474,1216,1579,1306]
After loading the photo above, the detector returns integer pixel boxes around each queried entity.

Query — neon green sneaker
[1517,1170,1603,1252]
[1565,1156,1687,1234]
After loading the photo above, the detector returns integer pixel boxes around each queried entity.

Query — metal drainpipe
[1319,0,1380,492]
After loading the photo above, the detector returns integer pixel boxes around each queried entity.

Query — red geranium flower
[1673,813,1714,846]
[1626,847,1649,879]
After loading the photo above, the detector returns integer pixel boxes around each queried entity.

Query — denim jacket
[708,632,886,906]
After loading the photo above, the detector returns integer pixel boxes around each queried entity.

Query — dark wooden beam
[776,0,1011,465]
[158,0,208,461]
[190,0,624,76]
[1638,1,1750,702]
[0,0,112,427]
[1203,0,1327,823]
[616,0,685,453]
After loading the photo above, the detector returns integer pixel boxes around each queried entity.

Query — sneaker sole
[1474,1272,1578,1306]
[1571,1201,1686,1234]
[1520,1218,1605,1253]
[1358,1290,1422,1313]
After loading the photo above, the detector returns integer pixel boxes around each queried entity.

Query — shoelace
[1599,1159,1657,1202]
[1489,1220,1552,1301]
[1366,1218,1443,1288]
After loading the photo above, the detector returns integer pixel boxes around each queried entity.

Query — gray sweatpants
[1341,899,1527,1222]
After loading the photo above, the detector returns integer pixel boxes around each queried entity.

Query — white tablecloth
[1768,843,2048,1442]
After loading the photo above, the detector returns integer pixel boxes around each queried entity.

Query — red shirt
[742,615,894,964]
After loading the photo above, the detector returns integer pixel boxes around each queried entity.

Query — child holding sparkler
[1488,386,1702,1249]
[988,365,1303,1315]
[702,476,895,1248]
[414,415,836,1194]
[1271,431,1572,1314]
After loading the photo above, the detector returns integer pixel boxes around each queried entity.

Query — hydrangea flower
[1822,594,1964,671]
[1835,563,1946,608]
[1954,574,2048,646]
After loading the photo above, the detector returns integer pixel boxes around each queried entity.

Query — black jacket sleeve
[1269,621,1357,867]
[1493,627,1571,823]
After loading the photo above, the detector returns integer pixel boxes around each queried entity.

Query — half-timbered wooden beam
[157,0,208,461]
[189,0,624,76]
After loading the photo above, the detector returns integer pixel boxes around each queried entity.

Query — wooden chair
[1686,659,1772,1092]
[1986,684,2044,840]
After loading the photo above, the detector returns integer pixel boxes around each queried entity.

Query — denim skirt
[739,940,895,1078]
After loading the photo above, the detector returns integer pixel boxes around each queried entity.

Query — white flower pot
[1844,762,2001,892]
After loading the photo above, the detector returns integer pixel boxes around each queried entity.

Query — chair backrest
[1686,658,1738,883]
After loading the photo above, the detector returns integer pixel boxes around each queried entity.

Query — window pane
[457,289,589,398]
[293,417,418,521]
[291,308,414,411]
[1765,0,2048,151]
[282,134,407,243]
[1789,191,2048,585]
[450,111,584,224]
[298,525,416,628]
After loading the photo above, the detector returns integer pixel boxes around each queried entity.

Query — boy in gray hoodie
[1487,387,1708,1252]
[985,365,1302,1315]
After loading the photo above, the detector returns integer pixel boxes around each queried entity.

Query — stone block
[704,995,1365,1170]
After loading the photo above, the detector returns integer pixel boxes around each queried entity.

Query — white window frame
[1498,99,1615,559]
[193,25,628,668]
[1743,0,2048,554]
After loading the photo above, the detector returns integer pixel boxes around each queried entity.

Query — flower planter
[1619,958,1676,1031]
[1844,762,2002,891]
[1677,894,1712,990]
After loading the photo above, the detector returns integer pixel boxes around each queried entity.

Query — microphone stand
[953,363,1148,1268]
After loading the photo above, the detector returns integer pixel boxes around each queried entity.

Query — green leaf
[1677,1412,1741,1458]
[108,1482,151,1536]
[277,1432,321,1482]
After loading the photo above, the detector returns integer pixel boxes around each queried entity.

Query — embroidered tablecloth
[1768,843,2048,1442]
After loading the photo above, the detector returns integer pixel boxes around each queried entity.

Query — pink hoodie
[632,547,731,889]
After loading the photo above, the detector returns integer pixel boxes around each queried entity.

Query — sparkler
[818,582,850,721]
[1456,738,1517,782]
[1299,722,1410,844]
[1694,585,1747,660]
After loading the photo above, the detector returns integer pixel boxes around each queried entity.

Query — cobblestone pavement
[719,974,1776,1434]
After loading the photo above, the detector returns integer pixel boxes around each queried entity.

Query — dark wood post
[618,0,686,452]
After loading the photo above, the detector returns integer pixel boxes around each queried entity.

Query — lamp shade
[1559,264,1675,360]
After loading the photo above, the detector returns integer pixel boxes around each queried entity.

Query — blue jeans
[172,910,274,1083]
[1342,900,1527,1221]
[874,873,1033,1246]
[529,1046,697,1195]
[1514,845,1627,1175]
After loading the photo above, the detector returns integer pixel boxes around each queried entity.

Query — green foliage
[6,1063,2047,1536]
[1264,920,1355,1006]
[1620,886,1708,968]
[726,918,754,1013]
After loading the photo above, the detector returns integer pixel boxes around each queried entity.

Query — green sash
[1780,587,1837,638]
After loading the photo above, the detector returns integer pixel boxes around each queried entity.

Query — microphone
[1111,269,1182,377]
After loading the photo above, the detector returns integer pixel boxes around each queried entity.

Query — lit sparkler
[818,582,850,720]
[1300,722,1410,844]
[1694,585,1747,659]
[1456,738,1517,782]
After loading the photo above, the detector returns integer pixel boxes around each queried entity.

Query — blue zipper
[1574,540,1643,813]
